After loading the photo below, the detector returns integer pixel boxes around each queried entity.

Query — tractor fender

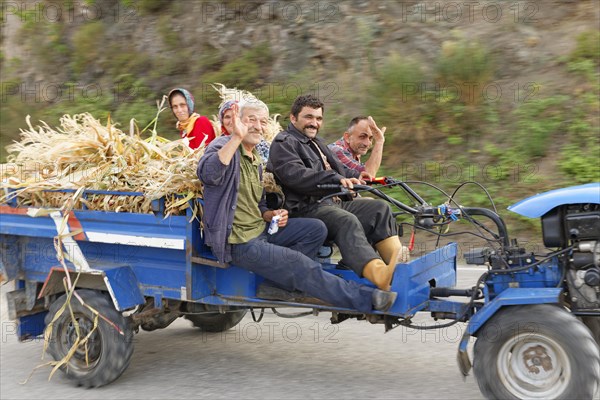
[508,182,600,218]
[38,265,145,312]
[466,287,563,335]
[457,287,562,376]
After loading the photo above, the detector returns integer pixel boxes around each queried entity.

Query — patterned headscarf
[218,100,237,135]
[168,88,195,116]
[168,88,200,136]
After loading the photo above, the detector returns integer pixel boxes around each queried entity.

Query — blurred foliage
[367,54,429,144]
[436,39,495,103]
[367,43,498,151]
[1,6,598,244]
[512,95,569,159]
[570,30,600,66]
[201,43,273,90]
[558,91,600,184]
[138,0,168,15]
[71,21,106,75]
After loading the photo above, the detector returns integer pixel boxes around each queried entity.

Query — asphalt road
[0,266,597,400]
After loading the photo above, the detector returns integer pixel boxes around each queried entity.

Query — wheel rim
[497,332,571,398]
[58,313,102,372]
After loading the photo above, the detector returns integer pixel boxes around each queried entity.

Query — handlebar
[316,178,510,247]
[316,184,346,191]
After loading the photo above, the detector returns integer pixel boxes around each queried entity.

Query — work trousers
[231,218,374,312]
[297,199,397,276]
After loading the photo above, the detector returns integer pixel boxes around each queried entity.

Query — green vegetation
[201,43,273,90]
[512,95,569,158]
[436,39,495,104]
[367,54,428,144]
[558,91,600,184]
[138,0,167,14]
[558,31,600,184]
[570,30,600,66]
[71,21,106,75]
[1,8,598,244]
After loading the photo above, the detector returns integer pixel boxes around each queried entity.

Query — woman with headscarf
[168,88,216,149]
[218,100,270,163]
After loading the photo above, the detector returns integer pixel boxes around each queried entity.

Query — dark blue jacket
[197,136,268,263]
[267,123,360,214]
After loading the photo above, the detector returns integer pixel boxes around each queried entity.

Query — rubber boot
[375,236,403,267]
[362,258,395,291]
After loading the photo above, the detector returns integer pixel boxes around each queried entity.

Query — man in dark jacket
[197,100,397,312]
[267,95,406,291]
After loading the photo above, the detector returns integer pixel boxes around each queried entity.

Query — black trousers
[297,198,397,276]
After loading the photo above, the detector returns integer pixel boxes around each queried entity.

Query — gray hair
[239,98,269,117]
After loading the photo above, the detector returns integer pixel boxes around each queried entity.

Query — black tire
[185,308,247,332]
[581,316,600,344]
[473,304,600,399]
[45,290,134,388]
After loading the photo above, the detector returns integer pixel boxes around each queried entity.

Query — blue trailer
[1,182,599,399]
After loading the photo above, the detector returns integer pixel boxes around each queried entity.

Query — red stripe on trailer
[0,205,87,241]
[0,205,30,215]
[67,212,87,241]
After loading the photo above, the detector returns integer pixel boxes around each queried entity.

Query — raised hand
[368,116,386,143]
[230,103,248,141]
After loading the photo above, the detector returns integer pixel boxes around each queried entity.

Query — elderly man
[197,99,397,312]
[328,116,386,177]
[268,95,407,291]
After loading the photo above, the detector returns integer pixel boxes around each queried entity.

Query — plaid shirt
[328,137,365,173]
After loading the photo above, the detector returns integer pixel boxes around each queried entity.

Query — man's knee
[364,199,393,215]
[304,218,328,242]
[326,209,362,232]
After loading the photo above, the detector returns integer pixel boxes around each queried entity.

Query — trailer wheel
[185,308,247,332]
[580,316,600,344]
[45,290,134,388]
[473,304,600,399]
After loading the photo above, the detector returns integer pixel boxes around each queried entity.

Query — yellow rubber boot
[362,258,395,291]
[375,236,402,267]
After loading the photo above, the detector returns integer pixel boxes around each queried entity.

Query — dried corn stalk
[1,113,203,218]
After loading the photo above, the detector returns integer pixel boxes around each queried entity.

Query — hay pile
[1,84,286,216]
[1,112,204,218]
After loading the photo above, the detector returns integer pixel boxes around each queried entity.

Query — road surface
[1,266,597,399]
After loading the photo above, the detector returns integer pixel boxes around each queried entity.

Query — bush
[366,53,427,138]
[558,90,600,184]
[71,21,106,75]
[436,39,495,105]
[559,144,600,184]
[570,30,600,65]
[201,43,272,90]
[512,95,568,158]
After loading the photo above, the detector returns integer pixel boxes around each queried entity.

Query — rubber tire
[45,290,134,388]
[473,304,600,400]
[581,316,600,344]
[185,309,248,332]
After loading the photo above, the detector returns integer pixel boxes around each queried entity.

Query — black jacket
[267,123,360,214]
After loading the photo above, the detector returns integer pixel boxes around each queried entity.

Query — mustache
[305,125,318,130]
